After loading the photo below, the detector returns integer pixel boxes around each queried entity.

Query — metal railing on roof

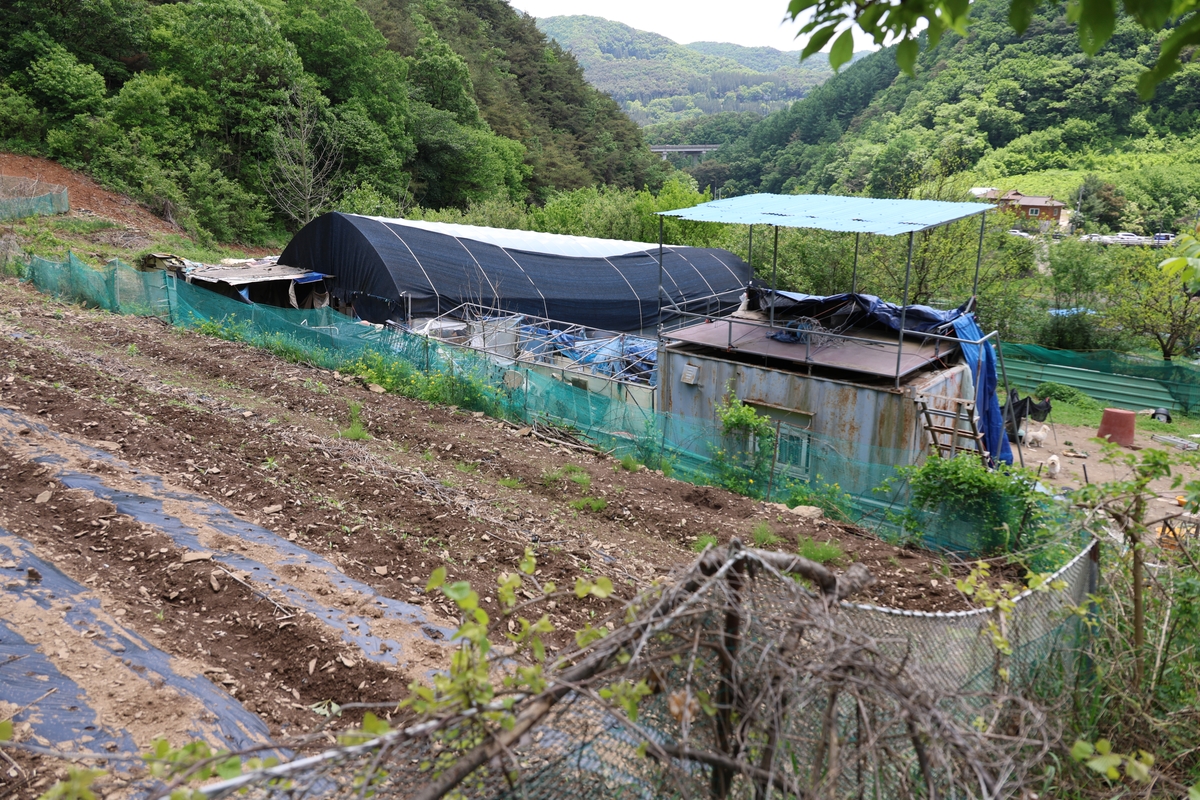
[413,303,659,389]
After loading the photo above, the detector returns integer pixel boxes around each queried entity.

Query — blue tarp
[953,315,1013,466]
[763,290,970,335]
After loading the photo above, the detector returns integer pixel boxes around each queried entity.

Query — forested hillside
[537,15,845,125]
[689,0,1200,234]
[0,0,664,243]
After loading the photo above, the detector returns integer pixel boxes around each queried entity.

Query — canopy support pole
[770,225,779,328]
[971,213,986,298]
[657,216,664,328]
[850,232,860,294]
[894,231,915,389]
[747,225,753,273]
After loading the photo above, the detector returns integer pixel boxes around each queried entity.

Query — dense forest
[536,15,852,125]
[0,0,666,242]
[682,0,1200,236]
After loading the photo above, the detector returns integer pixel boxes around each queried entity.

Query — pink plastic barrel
[1097,408,1136,447]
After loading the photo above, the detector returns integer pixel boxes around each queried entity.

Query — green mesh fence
[0,176,68,221]
[1003,341,1200,414]
[29,254,170,317]
[24,253,1073,559]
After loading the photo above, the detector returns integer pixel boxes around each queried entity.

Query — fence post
[766,419,782,503]
[1079,538,1100,686]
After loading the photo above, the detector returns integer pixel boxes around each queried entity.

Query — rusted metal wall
[660,347,971,496]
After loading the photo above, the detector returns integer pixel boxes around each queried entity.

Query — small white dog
[1025,423,1050,448]
[1045,453,1061,477]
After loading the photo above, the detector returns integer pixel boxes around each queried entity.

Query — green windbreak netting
[25,253,1074,559]
[0,176,68,222]
[28,254,169,317]
[1003,342,1200,413]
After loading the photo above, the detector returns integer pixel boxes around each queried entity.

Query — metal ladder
[916,396,988,464]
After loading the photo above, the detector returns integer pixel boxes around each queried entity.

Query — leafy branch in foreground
[785,0,1200,96]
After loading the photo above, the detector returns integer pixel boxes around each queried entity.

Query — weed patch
[797,536,844,565]
[751,521,780,548]
[339,402,371,441]
[693,533,719,553]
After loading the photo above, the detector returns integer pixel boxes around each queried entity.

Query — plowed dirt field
[0,276,982,795]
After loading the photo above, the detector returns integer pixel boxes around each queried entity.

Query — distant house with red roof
[970,188,1068,227]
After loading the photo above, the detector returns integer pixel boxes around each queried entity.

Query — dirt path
[0,276,999,791]
[1016,418,1200,523]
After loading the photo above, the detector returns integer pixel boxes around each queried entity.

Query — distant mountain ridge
[669,0,1200,237]
[536,15,863,126]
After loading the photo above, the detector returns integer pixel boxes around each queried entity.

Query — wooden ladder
[916,396,988,465]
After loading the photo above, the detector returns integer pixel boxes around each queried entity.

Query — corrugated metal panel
[658,194,989,235]
[661,347,970,498]
[1002,360,1178,411]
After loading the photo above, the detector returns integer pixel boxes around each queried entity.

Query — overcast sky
[507,0,880,52]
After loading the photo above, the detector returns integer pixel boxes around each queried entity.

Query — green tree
[784,0,1200,96]
[1105,247,1200,360]
[25,45,106,121]
[151,0,303,176]
[1072,174,1127,233]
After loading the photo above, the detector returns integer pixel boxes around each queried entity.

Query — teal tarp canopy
[658,194,989,236]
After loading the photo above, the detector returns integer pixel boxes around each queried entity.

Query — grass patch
[568,497,608,513]
[422,449,435,462]
[797,536,844,565]
[339,402,371,441]
[541,468,563,487]
[751,521,781,548]
[48,217,119,235]
[617,454,640,472]
[498,477,522,489]
[693,533,719,553]
[454,461,478,474]
[570,471,592,490]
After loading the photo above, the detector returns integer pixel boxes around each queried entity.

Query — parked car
[1154,232,1176,243]
[1115,232,1141,240]
[1007,229,1034,239]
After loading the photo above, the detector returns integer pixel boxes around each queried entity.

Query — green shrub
[710,384,776,499]
[693,533,719,553]
[341,349,502,417]
[1034,381,1100,410]
[893,454,1043,557]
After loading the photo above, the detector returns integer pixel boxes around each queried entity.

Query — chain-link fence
[0,176,68,221]
[178,541,1091,800]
